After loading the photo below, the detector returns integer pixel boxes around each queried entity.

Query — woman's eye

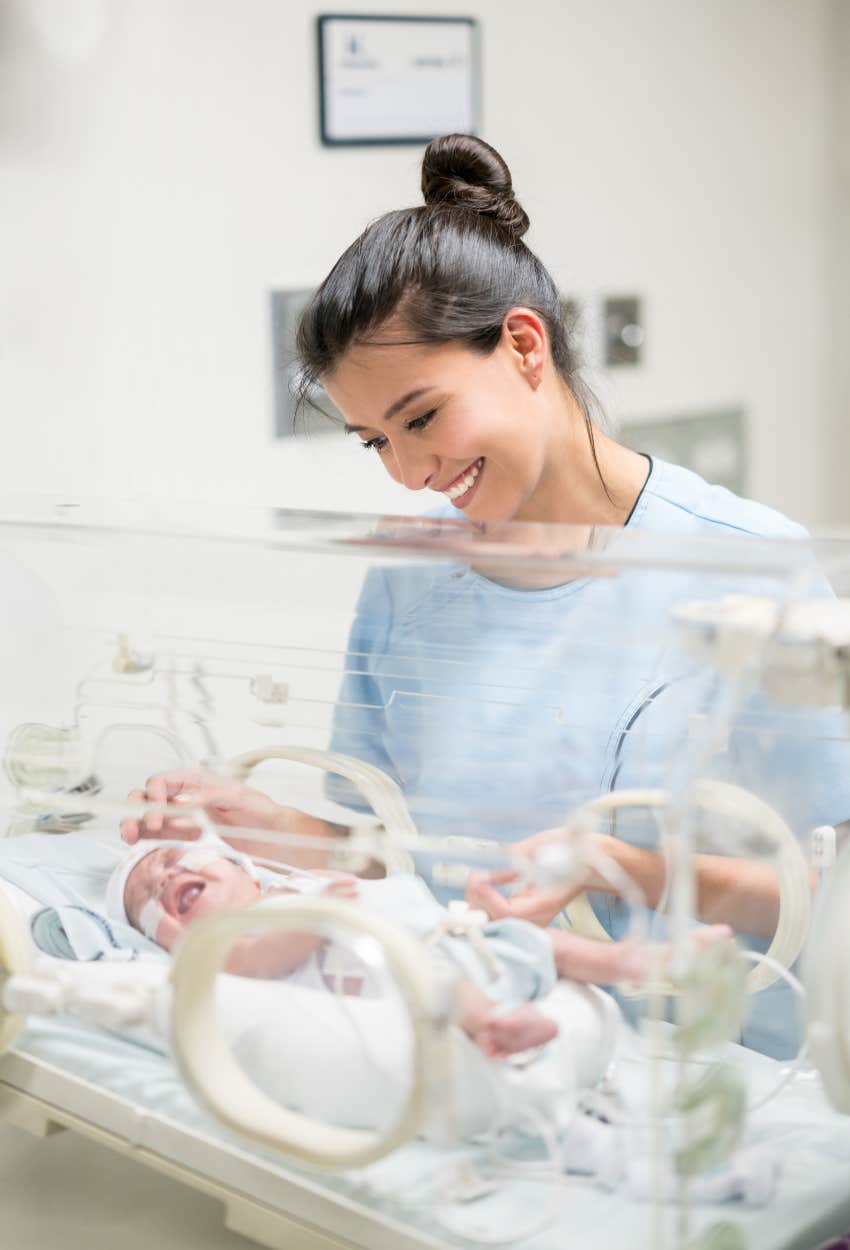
[361,436,388,453]
[359,409,435,452]
[406,409,436,433]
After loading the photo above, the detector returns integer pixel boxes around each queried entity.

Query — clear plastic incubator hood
[1,497,850,1250]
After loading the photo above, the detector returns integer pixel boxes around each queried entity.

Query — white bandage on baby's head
[177,844,228,873]
[188,825,262,882]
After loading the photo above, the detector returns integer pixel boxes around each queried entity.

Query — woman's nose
[389,443,438,492]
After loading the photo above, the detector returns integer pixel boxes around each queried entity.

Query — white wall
[0,0,844,524]
[826,0,850,525]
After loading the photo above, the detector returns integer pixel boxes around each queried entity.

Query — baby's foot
[617,924,733,983]
[473,1005,559,1060]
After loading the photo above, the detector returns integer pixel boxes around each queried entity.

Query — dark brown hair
[296,134,604,477]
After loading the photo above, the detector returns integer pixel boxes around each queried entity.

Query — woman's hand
[120,769,350,871]
[466,868,586,927]
[465,827,623,928]
[120,770,284,845]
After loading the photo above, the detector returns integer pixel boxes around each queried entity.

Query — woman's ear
[502,308,547,391]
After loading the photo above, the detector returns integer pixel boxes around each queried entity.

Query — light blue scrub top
[327,458,850,1057]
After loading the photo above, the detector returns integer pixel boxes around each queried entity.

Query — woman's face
[125,847,260,950]
[323,311,560,523]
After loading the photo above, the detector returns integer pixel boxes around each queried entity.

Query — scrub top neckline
[451,454,657,601]
[623,454,654,529]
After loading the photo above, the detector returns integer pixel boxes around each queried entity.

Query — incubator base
[4,1020,850,1250]
[0,1048,425,1250]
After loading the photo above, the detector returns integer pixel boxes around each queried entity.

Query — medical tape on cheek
[178,843,261,882]
[177,846,226,873]
[138,898,165,942]
[193,811,261,879]
[240,859,261,882]
[231,852,261,882]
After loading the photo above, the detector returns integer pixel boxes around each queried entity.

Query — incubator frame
[2,499,850,1250]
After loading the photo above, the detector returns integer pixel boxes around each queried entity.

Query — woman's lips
[441,457,484,509]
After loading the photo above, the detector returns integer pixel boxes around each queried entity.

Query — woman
[125,135,850,1056]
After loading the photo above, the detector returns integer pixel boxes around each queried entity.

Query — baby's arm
[224,929,325,979]
[223,876,359,978]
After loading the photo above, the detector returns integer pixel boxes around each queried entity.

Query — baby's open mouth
[174,878,206,916]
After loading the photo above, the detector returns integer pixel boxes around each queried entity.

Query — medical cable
[579,947,806,1129]
[422,1067,565,1246]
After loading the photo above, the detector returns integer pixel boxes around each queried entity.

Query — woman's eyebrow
[382,386,436,421]
[344,386,437,434]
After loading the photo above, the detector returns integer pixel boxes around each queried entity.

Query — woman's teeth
[444,458,483,502]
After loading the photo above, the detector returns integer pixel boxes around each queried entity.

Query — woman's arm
[474,830,785,938]
[121,769,372,871]
[602,836,782,937]
[230,805,351,870]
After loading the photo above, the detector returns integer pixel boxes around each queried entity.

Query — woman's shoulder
[635,458,809,541]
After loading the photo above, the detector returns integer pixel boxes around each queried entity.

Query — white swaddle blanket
[215,970,618,1139]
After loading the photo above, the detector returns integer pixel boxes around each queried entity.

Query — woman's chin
[462,491,521,525]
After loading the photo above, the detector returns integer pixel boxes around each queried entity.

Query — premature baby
[106,836,728,1060]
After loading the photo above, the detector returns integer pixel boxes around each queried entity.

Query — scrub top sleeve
[324,565,400,813]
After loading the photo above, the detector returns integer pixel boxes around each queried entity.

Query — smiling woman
[296,133,650,528]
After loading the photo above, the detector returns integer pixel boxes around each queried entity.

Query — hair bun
[421,134,530,240]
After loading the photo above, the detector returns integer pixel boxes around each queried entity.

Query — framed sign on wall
[317,14,480,146]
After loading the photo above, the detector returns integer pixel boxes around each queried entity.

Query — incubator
[1,497,850,1249]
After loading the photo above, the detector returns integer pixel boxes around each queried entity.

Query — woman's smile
[438,457,484,507]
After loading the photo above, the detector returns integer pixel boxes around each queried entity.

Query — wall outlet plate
[603,296,643,366]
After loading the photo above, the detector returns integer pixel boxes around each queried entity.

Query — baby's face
[125,847,260,949]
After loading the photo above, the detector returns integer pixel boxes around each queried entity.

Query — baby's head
[106,839,261,950]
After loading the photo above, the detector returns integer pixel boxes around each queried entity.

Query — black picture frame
[317,14,480,147]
